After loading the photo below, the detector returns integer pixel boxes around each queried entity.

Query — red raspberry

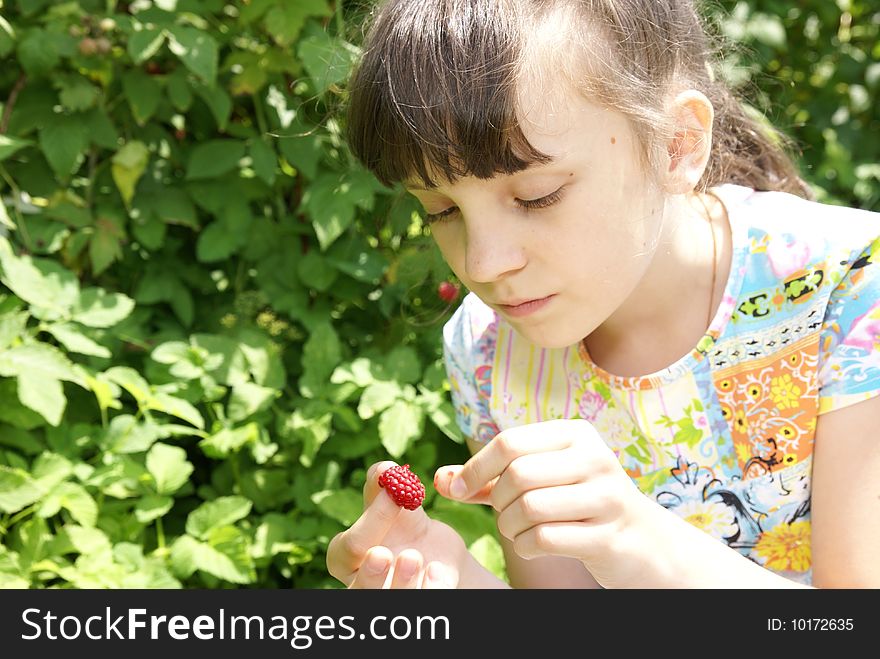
[437,281,460,303]
[378,464,425,510]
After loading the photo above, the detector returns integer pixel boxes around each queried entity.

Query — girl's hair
[345,0,812,198]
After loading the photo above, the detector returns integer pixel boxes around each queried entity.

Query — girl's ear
[662,90,714,194]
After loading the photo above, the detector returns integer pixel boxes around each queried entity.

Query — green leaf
[0,135,31,163]
[325,234,388,284]
[263,1,331,46]
[357,381,402,420]
[122,70,162,126]
[38,482,97,527]
[167,27,218,85]
[194,83,232,131]
[284,406,332,467]
[89,216,125,276]
[228,382,276,421]
[298,33,360,93]
[103,415,162,454]
[297,250,338,291]
[147,392,205,429]
[71,288,135,328]
[428,400,464,443]
[185,495,252,540]
[0,468,44,513]
[302,173,356,251]
[146,443,194,495]
[303,169,380,250]
[104,367,151,405]
[277,130,323,179]
[0,238,80,316]
[248,139,277,185]
[166,68,193,111]
[44,322,111,358]
[384,346,422,384]
[66,524,112,555]
[0,453,73,514]
[195,219,241,262]
[55,74,99,112]
[38,117,89,179]
[379,400,424,458]
[112,141,150,207]
[170,529,255,584]
[198,423,259,459]
[128,26,166,63]
[298,321,341,397]
[186,139,245,179]
[134,494,174,524]
[0,343,84,384]
[312,488,361,527]
[17,29,60,77]
[0,197,13,230]
[0,16,15,59]
[84,107,120,149]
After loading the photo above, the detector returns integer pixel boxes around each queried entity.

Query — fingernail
[365,552,388,575]
[449,477,466,499]
[396,557,418,581]
[426,562,451,587]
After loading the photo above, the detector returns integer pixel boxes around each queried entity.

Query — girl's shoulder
[720,184,880,253]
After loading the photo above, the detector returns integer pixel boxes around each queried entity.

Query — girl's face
[406,84,670,349]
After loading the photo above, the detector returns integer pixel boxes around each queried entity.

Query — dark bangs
[345,0,552,188]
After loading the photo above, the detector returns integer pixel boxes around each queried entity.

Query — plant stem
[156,517,166,550]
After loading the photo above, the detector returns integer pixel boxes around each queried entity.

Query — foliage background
[0,0,877,589]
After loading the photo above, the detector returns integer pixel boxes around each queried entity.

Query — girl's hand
[326,461,469,589]
[435,419,660,588]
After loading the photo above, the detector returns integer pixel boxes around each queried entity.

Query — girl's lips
[497,294,555,318]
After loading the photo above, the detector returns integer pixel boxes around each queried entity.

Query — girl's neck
[583,190,730,378]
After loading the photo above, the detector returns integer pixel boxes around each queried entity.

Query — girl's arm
[810,394,880,587]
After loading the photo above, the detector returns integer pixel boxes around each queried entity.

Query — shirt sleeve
[441,293,502,443]
[817,236,880,414]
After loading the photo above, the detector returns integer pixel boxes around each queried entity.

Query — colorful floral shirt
[442,184,880,586]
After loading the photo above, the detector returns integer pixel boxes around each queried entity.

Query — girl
[326,0,880,588]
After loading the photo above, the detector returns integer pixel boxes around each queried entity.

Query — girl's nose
[464,223,527,284]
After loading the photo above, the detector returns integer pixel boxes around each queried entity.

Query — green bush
[0,0,876,589]
[0,0,496,589]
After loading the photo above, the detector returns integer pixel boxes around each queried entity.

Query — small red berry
[174,128,186,140]
[378,464,426,510]
[437,281,460,303]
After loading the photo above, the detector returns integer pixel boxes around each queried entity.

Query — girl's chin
[509,323,587,350]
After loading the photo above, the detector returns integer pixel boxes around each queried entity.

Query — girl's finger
[448,421,576,501]
[422,561,458,589]
[327,491,403,583]
[388,549,424,589]
[348,546,393,589]
[363,461,401,509]
[512,521,612,563]
[434,465,497,505]
[489,446,589,511]
[495,482,602,541]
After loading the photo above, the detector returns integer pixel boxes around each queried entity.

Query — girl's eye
[424,207,459,224]
[423,187,566,225]
[517,187,565,211]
